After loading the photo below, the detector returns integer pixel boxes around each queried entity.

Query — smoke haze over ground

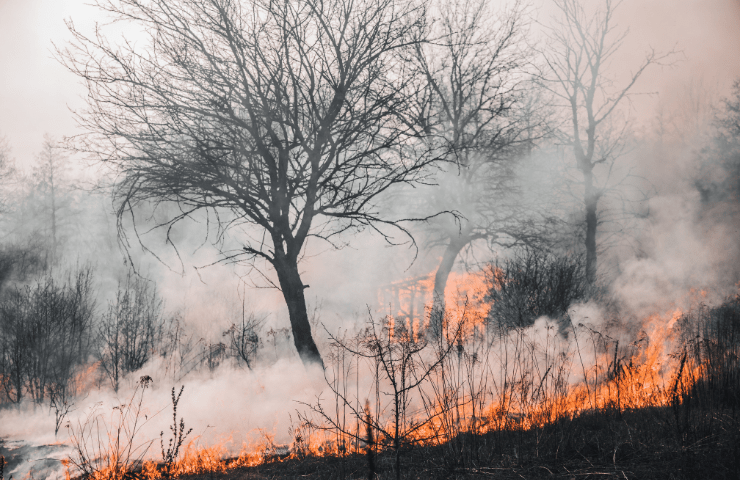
[1,1,740,479]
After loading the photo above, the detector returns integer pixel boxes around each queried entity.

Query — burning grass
[56,250,740,480]
[59,288,740,479]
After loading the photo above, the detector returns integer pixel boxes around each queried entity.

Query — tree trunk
[273,257,325,369]
[430,235,469,338]
[584,170,598,285]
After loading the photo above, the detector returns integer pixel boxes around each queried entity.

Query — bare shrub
[265,327,292,362]
[0,268,95,407]
[157,314,201,382]
[485,249,588,331]
[201,341,227,372]
[302,311,464,480]
[97,270,165,392]
[66,376,155,480]
[223,312,263,370]
[48,381,78,437]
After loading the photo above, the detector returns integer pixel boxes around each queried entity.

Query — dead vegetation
[171,297,740,480]
[60,272,740,479]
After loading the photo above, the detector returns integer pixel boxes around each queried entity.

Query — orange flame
[63,272,733,479]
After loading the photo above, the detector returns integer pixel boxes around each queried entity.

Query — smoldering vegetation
[0,0,740,479]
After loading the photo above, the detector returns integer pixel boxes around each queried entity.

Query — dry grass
[61,257,740,480]
[141,296,740,480]
[167,403,739,480]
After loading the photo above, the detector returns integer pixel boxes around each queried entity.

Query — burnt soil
[172,406,740,480]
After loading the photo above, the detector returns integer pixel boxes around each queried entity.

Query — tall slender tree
[539,0,672,284]
[0,134,16,214]
[33,134,71,264]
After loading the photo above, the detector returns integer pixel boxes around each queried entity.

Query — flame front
[63,274,737,479]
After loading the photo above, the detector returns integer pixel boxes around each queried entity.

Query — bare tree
[32,134,74,264]
[696,79,740,206]
[61,0,438,368]
[0,134,17,215]
[538,0,673,284]
[409,0,543,326]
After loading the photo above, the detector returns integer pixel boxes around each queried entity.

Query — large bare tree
[539,0,672,284]
[61,0,436,368]
[410,0,541,322]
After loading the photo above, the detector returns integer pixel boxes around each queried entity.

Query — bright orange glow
[378,271,490,340]
[408,307,700,440]
[63,272,733,480]
[73,361,102,393]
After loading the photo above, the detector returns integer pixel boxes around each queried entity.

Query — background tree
[61,0,438,368]
[0,134,17,215]
[31,134,75,264]
[0,135,8,165]
[0,134,34,288]
[97,269,166,392]
[696,80,740,207]
[538,0,672,284]
[0,134,81,275]
[409,0,541,323]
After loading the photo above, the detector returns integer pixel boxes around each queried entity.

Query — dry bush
[485,249,588,331]
[66,376,155,480]
[97,269,166,392]
[0,268,95,410]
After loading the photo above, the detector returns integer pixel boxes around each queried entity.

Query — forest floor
[172,407,740,480]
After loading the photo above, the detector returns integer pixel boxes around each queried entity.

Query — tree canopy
[61,0,437,367]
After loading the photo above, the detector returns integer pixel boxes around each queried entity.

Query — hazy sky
[0,0,739,169]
